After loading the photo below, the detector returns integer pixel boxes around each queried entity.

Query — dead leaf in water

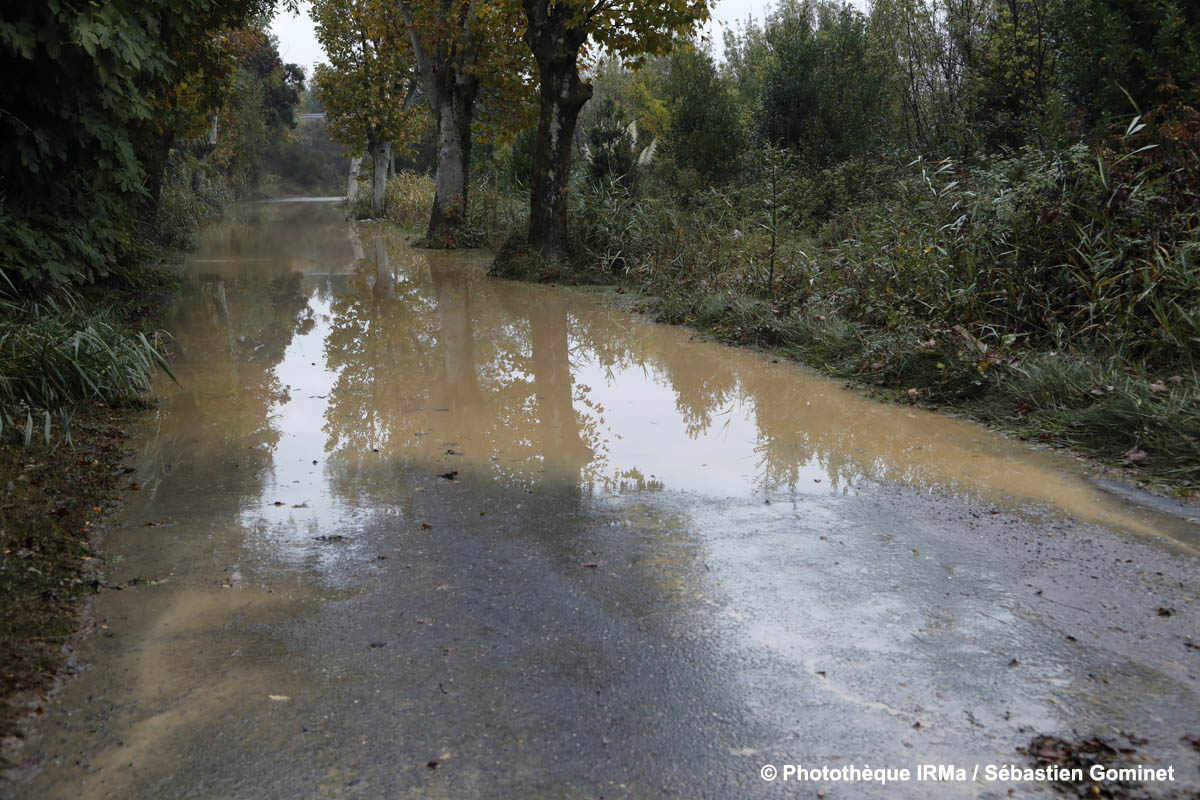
[438,471,458,480]
[268,695,290,702]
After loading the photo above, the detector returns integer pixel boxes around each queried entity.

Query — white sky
[269,0,870,76]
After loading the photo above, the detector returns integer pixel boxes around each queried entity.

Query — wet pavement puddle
[17,201,1200,799]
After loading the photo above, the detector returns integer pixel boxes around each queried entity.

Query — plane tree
[398,0,532,246]
[518,0,711,262]
[312,0,425,215]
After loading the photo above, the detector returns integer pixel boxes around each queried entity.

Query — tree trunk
[530,295,591,473]
[370,140,390,216]
[372,234,395,300]
[347,154,363,202]
[426,77,479,245]
[523,12,592,263]
[143,127,176,218]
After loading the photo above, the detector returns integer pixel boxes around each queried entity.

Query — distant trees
[663,47,743,183]
[211,27,307,197]
[312,0,425,215]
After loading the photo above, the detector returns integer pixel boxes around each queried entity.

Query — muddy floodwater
[19,201,1200,799]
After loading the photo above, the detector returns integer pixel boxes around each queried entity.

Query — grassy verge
[0,261,176,767]
[0,405,135,760]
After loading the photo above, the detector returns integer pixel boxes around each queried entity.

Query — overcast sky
[269,0,870,76]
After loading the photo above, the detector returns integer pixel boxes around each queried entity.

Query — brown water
[22,200,1200,799]
[155,201,1191,551]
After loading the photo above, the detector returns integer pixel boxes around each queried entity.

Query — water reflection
[152,202,1195,545]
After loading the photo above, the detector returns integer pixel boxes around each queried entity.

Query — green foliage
[262,117,350,196]
[757,1,889,163]
[663,47,744,183]
[585,98,640,194]
[311,0,426,157]
[1054,0,1200,126]
[963,0,1057,149]
[0,284,172,445]
[0,0,263,288]
[506,128,537,191]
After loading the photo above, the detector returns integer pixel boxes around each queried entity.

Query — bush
[0,281,172,444]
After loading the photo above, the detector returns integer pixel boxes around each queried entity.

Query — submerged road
[14,202,1200,799]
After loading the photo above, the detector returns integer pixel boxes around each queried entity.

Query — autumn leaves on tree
[313,0,709,258]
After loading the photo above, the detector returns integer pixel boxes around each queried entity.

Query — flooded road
[18,202,1200,798]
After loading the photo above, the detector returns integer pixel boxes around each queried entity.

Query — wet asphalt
[9,202,1200,799]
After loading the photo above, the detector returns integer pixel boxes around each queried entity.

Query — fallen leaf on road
[421,522,432,530]
[578,562,601,568]
[268,695,289,701]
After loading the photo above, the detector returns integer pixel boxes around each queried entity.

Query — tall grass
[348,171,526,249]
[0,281,173,444]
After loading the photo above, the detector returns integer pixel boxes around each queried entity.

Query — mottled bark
[427,78,478,244]
[347,155,363,203]
[399,1,481,247]
[369,140,390,216]
[522,3,592,262]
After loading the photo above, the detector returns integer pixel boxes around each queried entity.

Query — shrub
[0,280,172,444]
